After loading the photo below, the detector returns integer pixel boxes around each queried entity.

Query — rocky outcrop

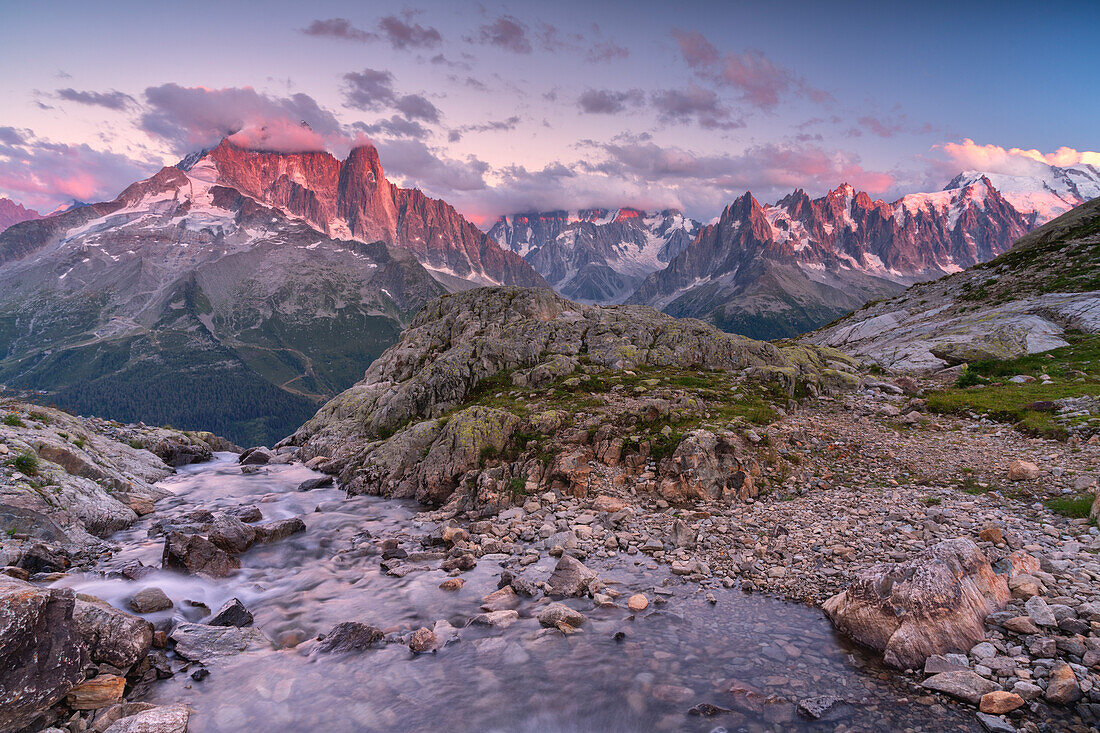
[285,287,856,507]
[808,197,1100,370]
[0,401,227,566]
[0,576,86,731]
[823,539,1010,669]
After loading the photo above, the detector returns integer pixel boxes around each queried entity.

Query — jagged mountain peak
[189,138,542,289]
[488,206,700,305]
[0,197,42,233]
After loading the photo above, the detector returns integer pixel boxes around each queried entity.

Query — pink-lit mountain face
[193,140,546,290]
[627,177,1032,339]
[0,197,41,233]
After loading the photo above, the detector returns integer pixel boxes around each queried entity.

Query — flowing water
[53,454,983,732]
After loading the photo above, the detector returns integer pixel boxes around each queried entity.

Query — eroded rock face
[0,576,86,731]
[823,538,1010,669]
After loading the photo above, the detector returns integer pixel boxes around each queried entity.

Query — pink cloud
[937,138,1100,174]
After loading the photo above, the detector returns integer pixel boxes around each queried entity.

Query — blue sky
[1,0,1096,221]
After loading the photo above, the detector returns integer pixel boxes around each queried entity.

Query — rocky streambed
[29,453,997,733]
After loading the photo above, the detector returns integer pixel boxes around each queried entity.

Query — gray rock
[208,598,253,628]
[537,602,586,629]
[162,532,240,577]
[0,576,86,731]
[314,622,383,653]
[796,695,854,722]
[921,670,999,704]
[73,597,153,668]
[253,517,306,543]
[546,554,598,597]
[128,587,172,614]
[975,712,1016,733]
[1024,595,1057,627]
[169,623,270,662]
[297,476,334,491]
[102,704,190,733]
[206,515,256,554]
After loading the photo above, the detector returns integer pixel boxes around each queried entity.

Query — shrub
[2,413,24,427]
[955,367,987,388]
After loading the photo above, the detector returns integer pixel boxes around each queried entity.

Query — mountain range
[487,208,698,303]
[1,138,1095,442]
[0,140,544,445]
[0,197,40,231]
[626,177,1031,339]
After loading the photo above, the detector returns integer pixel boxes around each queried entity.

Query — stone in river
[170,622,271,662]
[470,610,520,628]
[546,554,598,597]
[314,622,384,653]
[796,695,854,722]
[162,532,240,577]
[627,594,649,611]
[975,712,1016,733]
[409,626,436,653]
[921,670,998,704]
[206,515,256,554]
[209,598,253,627]
[439,578,465,591]
[253,517,306,543]
[102,704,190,733]
[128,587,172,614]
[480,586,518,612]
[537,602,586,629]
[297,476,334,491]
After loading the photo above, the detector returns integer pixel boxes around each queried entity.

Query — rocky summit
[284,286,857,508]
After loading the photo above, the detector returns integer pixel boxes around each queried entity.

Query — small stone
[209,598,253,627]
[1044,660,1082,704]
[979,691,1024,714]
[627,594,649,611]
[977,525,1003,544]
[409,627,436,654]
[1024,596,1056,627]
[315,622,384,653]
[921,670,998,704]
[975,712,1016,733]
[1007,460,1040,481]
[439,577,465,591]
[297,476,334,491]
[537,602,586,629]
[470,610,520,628]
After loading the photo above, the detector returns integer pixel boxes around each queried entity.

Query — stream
[51,453,984,732]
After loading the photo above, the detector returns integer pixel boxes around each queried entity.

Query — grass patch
[1046,494,1094,519]
[921,496,942,506]
[927,334,1100,440]
[2,413,24,427]
[6,451,39,476]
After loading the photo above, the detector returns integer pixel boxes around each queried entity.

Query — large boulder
[102,704,191,733]
[0,576,86,731]
[546,554,599,597]
[657,430,757,504]
[823,538,1010,669]
[162,532,241,577]
[73,597,153,668]
[169,623,270,662]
